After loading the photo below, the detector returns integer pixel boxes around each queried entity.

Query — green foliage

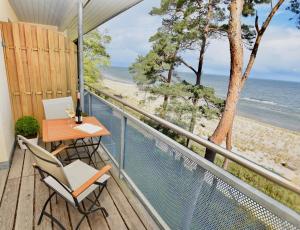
[288,0,300,28]
[15,116,39,138]
[150,0,231,50]
[242,0,272,16]
[149,81,225,131]
[83,30,111,84]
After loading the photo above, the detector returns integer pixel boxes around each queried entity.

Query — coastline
[100,78,300,185]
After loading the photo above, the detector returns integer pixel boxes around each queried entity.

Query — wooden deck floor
[0,143,159,230]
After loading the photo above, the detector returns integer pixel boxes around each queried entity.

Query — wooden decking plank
[99,188,128,230]
[96,160,146,230]
[87,212,110,230]
[8,147,25,179]
[0,146,25,229]
[0,168,9,203]
[15,175,35,230]
[86,198,110,230]
[67,203,91,230]
[51,196,72,230]
[98,150,160,230]
[22,150,35,177]
[106,178,146,230]
[111,175,159,230]
[34,174,52,230]
[0,178,21,229]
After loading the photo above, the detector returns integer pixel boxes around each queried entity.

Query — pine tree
[83,30,111,84]
[205,0,293,166]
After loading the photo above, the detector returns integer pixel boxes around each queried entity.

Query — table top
[42,116,110,142]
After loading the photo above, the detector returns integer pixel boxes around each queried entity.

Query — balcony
[0,88,299,229]
[0,0,299,229]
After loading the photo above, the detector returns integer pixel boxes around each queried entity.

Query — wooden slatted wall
[0,22,77,127]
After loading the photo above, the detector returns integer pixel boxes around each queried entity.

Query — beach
[100,78,300,185]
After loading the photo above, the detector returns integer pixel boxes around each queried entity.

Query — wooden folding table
[43,116,110,165]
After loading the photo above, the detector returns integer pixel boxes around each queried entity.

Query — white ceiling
[9,0,142,40]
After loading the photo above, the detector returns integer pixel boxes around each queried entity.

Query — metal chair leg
[38,192,56,225]
[75,214,88,230]
[101,207,109,217]
[38,192,66,230]
[43,212,66,230]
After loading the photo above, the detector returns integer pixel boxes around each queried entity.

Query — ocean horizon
[100,66,300,132]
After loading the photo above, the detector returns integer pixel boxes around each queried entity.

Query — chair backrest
[43,97,74,120]
[18,135,71,188]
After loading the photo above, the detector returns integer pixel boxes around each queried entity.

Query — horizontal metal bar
[85,85,300,195]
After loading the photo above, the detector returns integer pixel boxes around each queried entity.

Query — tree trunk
[204,0,244,162]
[223,124,233,169]
[196,0,213,86]
[205,0,284,163]
[196,39,206,86]
[186,98,198,147]
[160,64,174,118]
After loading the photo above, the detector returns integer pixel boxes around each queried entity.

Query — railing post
[119,115,127,178]
[78,0,84,111]
[88,92,92,115]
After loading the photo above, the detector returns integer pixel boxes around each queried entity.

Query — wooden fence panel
[0,22,77,129]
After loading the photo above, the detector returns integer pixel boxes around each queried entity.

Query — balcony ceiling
[9,0,142,40]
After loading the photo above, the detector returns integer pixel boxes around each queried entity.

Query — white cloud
[251,27,300,74]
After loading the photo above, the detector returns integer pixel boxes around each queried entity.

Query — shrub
[15,116,39,138]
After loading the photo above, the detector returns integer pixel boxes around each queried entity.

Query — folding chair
[18,135,111,230]
[42,96,74,120]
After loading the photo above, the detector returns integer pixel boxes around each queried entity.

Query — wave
[241,97,278,105]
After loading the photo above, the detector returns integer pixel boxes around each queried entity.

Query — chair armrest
[72,164,112,198]
[51,144,69,156]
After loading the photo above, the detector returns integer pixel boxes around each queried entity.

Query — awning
[8,0,142,40]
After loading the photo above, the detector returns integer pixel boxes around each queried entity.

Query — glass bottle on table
[75,92,83,124]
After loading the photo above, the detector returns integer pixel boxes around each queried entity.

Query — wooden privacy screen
[0,22,77,127]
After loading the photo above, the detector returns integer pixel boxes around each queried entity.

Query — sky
[99,0,300,82]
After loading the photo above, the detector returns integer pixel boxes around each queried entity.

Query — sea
[100,66,300,132]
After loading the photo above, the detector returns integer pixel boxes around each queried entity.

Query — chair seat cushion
[44,160,110,205]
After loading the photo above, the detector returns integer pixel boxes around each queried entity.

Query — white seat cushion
[44,160,110,206]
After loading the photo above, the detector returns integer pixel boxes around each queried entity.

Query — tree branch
[241,0,285,87]
[255,11,260,33]
[179,58,198,75]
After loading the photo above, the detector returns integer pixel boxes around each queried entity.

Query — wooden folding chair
[18,135,111,230]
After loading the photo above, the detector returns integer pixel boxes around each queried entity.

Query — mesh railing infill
[91,94,121,161]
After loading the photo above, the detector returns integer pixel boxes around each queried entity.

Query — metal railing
[85,85,300,195]
[84,86,300,229]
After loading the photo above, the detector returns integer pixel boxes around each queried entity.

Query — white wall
[0,0,18,22]
[0,33,15,164]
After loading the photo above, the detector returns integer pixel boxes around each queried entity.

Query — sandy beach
[100,78,300,185]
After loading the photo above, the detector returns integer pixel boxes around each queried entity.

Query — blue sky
[99,0,300,82]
